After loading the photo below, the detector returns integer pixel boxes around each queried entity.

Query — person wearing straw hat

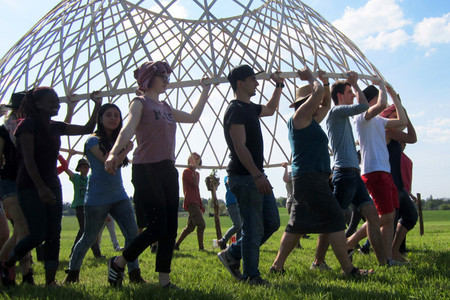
[270,67,372,276]
[217,64,283,286]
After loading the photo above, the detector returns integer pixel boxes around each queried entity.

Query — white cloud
[413,13,450,47]
[425,48,437,57]
[363,29,410,51]
[332,0,411,50]
[416,118,450,143]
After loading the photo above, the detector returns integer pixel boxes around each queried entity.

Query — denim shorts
[332,168,373,210]
[0,179,17,200]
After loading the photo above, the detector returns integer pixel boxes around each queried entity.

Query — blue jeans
[222,203,242,242]
[69,198,139,271]
[227,175,280,279]
[15,186,62,270]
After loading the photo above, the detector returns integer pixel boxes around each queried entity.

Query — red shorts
[361,171,399,215]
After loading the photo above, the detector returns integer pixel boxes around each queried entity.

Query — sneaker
[247,276,270,286]
[0,262,16,286]
[310,261,332,271]
[387,258,409,267]
[108,257,124,286]
[344,267,373,277]
[217,239,227,250]
[114,246,124,252]
[217,250,242,280]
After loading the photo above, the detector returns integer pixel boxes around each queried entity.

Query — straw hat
[289,84,312,108]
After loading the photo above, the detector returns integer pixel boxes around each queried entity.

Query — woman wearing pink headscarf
[104,61,212,288]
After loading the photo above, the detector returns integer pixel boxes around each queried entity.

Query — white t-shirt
[354,113,390,175]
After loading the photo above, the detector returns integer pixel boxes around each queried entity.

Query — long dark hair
[89,103,129,167]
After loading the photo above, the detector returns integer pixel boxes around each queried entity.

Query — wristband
[275,82,285,88]
[323,83,330,87]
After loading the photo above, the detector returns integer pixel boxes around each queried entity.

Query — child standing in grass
[174,152,206,251]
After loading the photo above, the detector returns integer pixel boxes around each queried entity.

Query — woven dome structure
[0,0,383,169]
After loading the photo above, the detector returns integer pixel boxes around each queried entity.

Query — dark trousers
[15,186,62,270]
[123,160,179,273]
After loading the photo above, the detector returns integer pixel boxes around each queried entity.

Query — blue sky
[1,0,449,201]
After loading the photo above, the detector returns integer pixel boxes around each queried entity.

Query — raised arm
[105,100,142,174]
[385,85,407,129]
[293,67,325,130]
[229,124,272,194]
[63,95,77,123]
[64,91,102,136]
[281,162,290,183]
[62,149,76,178]
[347,71,368,105]
[260,71,284,117]
[171,78,212,123]
[386,116,417,143]
[364,80,387,120]
[313,70,331,123]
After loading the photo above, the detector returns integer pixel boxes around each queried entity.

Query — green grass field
[1,209,449,299]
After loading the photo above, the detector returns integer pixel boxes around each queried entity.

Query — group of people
[0,60,417,288]
[217,65,417,285]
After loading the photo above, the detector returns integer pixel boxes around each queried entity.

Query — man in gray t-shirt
[324,71,388,266]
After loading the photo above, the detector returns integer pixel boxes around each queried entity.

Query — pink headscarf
[134,61,173,94]
[380,104,396,118]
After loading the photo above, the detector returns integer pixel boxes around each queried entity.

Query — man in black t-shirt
[217,64,283,285]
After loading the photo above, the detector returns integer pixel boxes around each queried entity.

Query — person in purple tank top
[104,61,212,288]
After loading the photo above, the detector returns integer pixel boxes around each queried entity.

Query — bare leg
[0,196,32,274]
[329,230,353,273]
[347,222,368,249]
[360,204,387,265]
[271,232,301,270]
[313,234,329,265]
[379,212,395,259]
[392,223,408,261]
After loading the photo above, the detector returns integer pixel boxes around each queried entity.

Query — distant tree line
[422,196,450,210]
[62,195,450,217]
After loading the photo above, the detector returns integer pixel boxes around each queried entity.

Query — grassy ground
[1,209,449,299]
